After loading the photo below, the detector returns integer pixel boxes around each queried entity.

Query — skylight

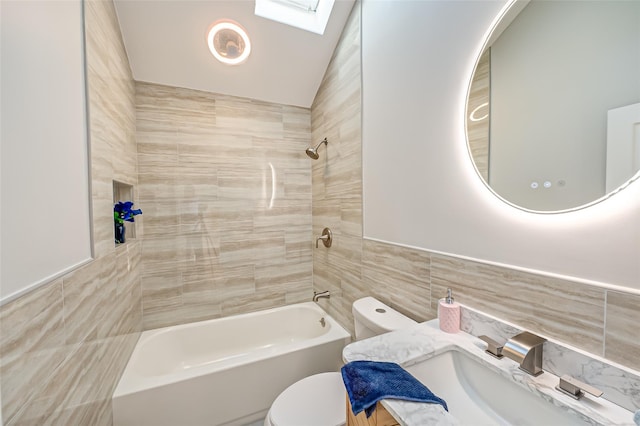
[255,0,335,35]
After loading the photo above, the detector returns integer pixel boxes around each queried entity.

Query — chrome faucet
[313,290,330,302]
[503,331,547,376]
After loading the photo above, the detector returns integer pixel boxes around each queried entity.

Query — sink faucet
[503,331,546,376]
[313,290,330,302]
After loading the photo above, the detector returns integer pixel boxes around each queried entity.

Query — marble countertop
[342,320,635,426]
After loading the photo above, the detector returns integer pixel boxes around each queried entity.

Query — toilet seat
[266,372,346,426]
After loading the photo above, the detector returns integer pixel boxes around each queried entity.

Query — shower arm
[315,138,327,150]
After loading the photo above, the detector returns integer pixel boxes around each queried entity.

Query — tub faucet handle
[478,335,504,359]
[316,227,332,248]
[556,375,603,400]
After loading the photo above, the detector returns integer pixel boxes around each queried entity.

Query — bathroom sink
[405,350,589,425]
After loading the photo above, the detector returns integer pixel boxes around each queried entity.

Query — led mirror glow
[465,0,640,213]
[207,21,251,65]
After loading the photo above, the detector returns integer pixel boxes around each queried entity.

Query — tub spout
[503,331,546,376]
[313,290,330,302]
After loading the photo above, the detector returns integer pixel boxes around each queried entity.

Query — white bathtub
[112,302,351,426]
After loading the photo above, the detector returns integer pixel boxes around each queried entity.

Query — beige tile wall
[311,3,438,334]
[311,2,640,373]
[0,0,142,424]
[135,82,313,329]
[605,291,640,369]
[311,1,365,332]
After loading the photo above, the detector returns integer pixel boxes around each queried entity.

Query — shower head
[305,138,328,160]
[305,147,320,160]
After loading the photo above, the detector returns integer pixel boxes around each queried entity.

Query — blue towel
[341,360,448,417]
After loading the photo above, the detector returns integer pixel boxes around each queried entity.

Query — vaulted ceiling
[114,0,356,108]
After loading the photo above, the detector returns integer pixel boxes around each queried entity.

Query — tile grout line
[602,290,608,358]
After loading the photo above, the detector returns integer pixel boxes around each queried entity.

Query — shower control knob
[315,227,332,248]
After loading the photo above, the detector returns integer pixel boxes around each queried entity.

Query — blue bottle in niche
[114,201,141,244]
[115,221,126,244]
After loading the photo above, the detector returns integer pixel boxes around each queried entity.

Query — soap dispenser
[438,288,460,333]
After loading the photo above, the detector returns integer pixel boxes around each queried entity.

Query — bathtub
[112,302,351,426]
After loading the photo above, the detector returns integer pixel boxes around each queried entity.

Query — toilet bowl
[264,372,345,426]
[264,297,417,426]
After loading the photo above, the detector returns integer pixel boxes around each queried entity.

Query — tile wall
[311,2,640,374]
[0,0,142,424]
[135,82,313,329]
[311,1,365,330]
[2,1,639,424]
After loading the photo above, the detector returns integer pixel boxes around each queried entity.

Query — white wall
[1,0,92,302]
[362,0,640,290]
[489,0,640,211]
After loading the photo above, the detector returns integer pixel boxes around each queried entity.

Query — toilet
[264,296,418,426]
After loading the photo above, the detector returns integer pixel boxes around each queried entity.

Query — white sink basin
[405,350,589,425]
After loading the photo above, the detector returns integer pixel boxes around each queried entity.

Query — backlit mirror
[466,0,640,212]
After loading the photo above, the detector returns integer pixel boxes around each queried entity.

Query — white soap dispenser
[438,288,460,333]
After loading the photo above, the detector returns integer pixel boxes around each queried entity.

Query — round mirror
[466,0,640,212]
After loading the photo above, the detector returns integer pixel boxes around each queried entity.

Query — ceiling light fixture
[207,20,251,65]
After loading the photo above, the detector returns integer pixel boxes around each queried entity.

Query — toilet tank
[352,297,418,340]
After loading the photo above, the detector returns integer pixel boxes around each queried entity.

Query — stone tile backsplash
[430,253,606,355]
[460,305,640,412]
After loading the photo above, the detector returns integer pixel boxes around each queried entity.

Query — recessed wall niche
[113,180,137,245]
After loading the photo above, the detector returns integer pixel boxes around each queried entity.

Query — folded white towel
[634,409,640,426]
